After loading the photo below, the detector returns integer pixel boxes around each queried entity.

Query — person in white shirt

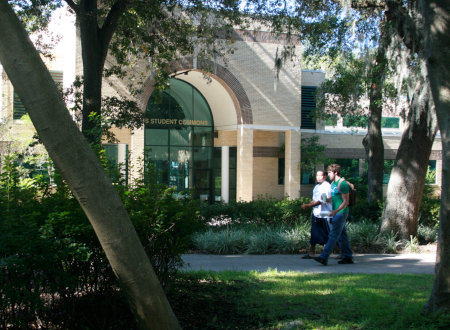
[300,170,333,259]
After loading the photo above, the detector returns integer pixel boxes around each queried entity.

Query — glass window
[168,79,194,119]
[301,168,314,184]
[381,117,400,129]
[145,78,214,199]
[170,127,191,146]
[193,88,212,123]
[13,70,64,120]
[327,159,359,180]
[193,127,213,147]
[146,146,169,161]
[145,128,168,146]
[343,115,367,128]
[325,114,338,127]
[278,158,285,185]
[212,147,237,202]
[426,160,437,184]
[301,86,317,129]
[194,147,212,168]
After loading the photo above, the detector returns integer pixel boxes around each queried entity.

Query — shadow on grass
[167,271,449,329]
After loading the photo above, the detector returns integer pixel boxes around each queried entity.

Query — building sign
[149,118,210,126]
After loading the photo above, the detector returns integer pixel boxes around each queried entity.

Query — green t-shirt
[331,178,349,214]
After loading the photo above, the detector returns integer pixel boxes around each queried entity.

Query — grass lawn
[167,270,449,329]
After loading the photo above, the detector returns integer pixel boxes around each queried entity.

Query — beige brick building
[0,12,442,202]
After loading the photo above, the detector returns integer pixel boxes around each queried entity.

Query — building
[0,10,442,202]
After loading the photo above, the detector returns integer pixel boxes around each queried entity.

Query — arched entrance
[145,78,214,200]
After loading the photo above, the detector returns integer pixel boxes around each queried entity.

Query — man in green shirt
[314,164,354,266]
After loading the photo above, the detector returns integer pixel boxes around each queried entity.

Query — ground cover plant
[196,192,439,255]
[192,221,438,255]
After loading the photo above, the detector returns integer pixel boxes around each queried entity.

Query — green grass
[168,270,449,329]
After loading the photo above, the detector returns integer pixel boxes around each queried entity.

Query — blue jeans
[319,210,352,260]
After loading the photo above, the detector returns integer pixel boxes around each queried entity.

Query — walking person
[314,164,354,265]
[300,170,333,259]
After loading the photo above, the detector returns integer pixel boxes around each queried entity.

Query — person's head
[327,164,341,181]
[315,170,326,183]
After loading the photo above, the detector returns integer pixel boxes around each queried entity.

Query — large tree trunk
[363,36,386,203]
[0,2,180,328]
[421,0,450,313]
[74,0,129,143]
[380,73,437,239]
[78,1,104,141]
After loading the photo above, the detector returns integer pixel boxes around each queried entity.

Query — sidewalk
[181,253,436,274]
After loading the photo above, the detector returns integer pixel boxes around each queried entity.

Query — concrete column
[359,159,366,176]
[436,159,442,187]
[284,129,301,199]
[237,127,253,201]
[130,127,145,185]
[221,146,230,203]
[0,65,3,122]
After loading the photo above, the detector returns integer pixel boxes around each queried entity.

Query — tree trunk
[78,0,108,142]
[421,0,450,313]
[0,2,180,328]
[363,38,386,203]
[380,72,437,239]
[75,0,130,143]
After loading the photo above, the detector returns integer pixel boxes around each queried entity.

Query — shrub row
[0,155,204,328]
[199,196,312,227]
[199,188,440,228]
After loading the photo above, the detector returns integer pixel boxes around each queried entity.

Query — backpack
[337,178,357,207]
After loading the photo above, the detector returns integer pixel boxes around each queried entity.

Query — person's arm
[301,200,321,209]
[330,193,349,216]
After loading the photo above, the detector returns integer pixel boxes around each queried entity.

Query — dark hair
[327,164,341,175]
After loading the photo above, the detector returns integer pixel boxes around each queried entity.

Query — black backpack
[337,178,357,207]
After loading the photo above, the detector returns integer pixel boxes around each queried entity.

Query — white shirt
[312,181,332,218]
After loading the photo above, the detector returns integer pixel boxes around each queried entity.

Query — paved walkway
[181,253,436,274]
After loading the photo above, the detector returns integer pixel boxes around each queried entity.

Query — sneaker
[301,254,313,259]
[338,257,354,264]
[313,256,327,266]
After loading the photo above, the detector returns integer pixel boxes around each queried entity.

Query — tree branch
[64,0,79,13]
[385,0,423,52]
[351,1,386,9]
[99,0,132,58]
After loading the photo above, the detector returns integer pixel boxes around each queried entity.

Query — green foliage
[343,114,368,128]
[122,164,204,287]
[346,218,380,252]
[349,198,383,223]
[425,168,436,184]
[192,223,311,255]
[300,135,330,182]
[417,224,438,244]
[419,185,440,227]
[199,196,311,227]
[0,149,204,327]
[192,218,437,255]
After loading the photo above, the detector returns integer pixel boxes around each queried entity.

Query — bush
[199,196,311,227]
[123,172,205,286]
[348,199,383,223]
[0,152,204,327]
[419,185,440,227]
